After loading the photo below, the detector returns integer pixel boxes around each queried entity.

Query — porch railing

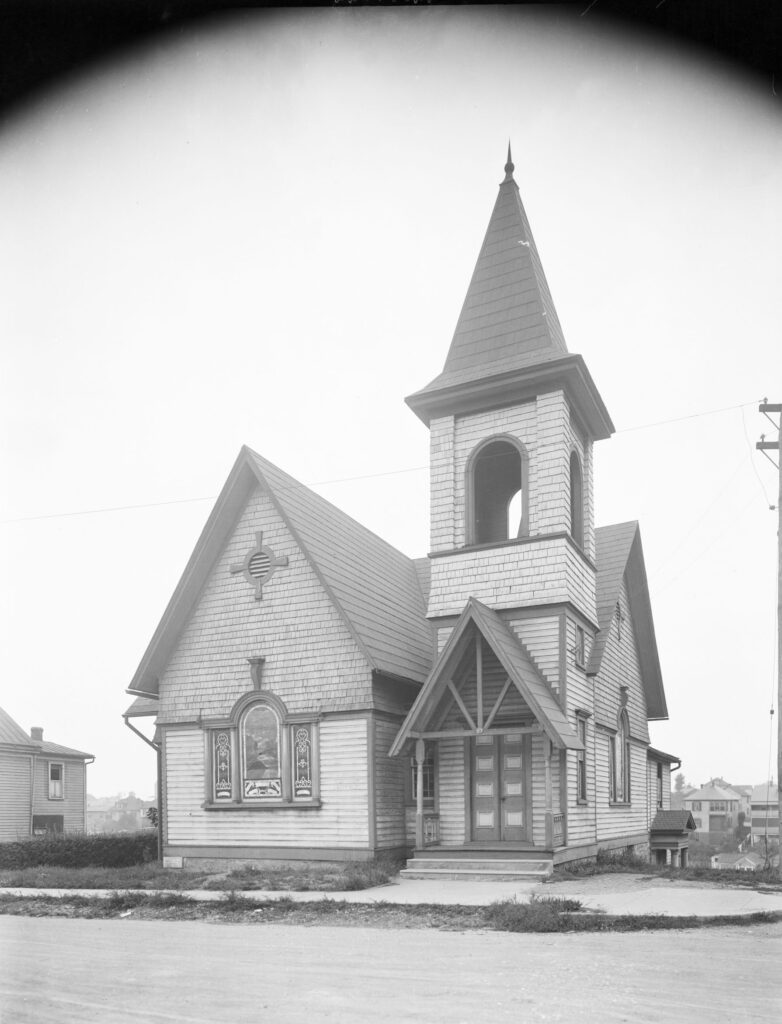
[422,812,440,847]
[553,812,565,847]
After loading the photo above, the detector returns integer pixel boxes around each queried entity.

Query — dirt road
[2,916,780,1023]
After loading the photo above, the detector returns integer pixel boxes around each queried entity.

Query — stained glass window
[213,732,232,801]
[293,726,313,799]
[242,705,281,799]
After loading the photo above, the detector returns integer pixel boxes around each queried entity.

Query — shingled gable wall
[159,485,380,857]
[157,485,372,725]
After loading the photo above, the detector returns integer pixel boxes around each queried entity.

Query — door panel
[470,734,529,842]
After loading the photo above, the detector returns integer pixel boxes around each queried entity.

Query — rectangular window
[656,762,663,809]
[576,717,587,803]
[292,724,313,800]
[574,626,586,668]
[691,801,701,812]
[213,731,233,801]
[608,736,617,802]
[48,762,64,800]
[32,814,63,835]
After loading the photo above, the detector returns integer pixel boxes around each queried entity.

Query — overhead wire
[0,397,767,525]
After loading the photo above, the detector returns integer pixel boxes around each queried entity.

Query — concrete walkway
[3,873,782,917]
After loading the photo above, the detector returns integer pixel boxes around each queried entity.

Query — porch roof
[389,598,582,756]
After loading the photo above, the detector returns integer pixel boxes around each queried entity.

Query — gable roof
[390,597,582,756]
[0,707,92,759]
[684,784,743,803]
[0,706,35,748]
[588,521,667,721]
[128,447,435,697]
[650,810,696,833]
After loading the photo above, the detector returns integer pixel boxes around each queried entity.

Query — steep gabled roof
[588,521,667,721]
[128,447,434,697]
[390,598,582,756]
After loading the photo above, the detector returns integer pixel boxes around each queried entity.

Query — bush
[485,895,585,932]
[0,831,158,870]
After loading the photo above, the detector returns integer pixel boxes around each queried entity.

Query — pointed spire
[503,141,515,183]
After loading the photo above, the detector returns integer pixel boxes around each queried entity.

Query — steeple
[407,147,612,441]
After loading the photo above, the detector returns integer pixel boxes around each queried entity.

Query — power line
[0,396,764,525]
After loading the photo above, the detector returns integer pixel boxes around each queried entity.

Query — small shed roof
[650,810,696,833]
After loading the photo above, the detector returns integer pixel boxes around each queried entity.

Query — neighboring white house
[749,782,779,846]
[0,706,93,840]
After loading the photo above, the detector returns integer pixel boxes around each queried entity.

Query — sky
[1,7,780,798]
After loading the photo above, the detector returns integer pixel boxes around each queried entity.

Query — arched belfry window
[569,450,584,548]
[467,437,528,545]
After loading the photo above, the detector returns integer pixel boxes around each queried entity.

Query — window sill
[576,799,588,806]
[203,800,322,811]
[608,801,631,808]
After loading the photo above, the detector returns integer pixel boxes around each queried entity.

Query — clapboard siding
[594,580,649,743]
[594,733,648,840]
[0,754,31,840]
[373,716,406,849]
[32,759,87,832]
[437,738,466,845]
[165,718,369,848]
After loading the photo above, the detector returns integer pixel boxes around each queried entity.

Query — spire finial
[503,141,515,182]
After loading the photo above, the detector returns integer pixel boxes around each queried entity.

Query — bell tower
[407,148,614,630]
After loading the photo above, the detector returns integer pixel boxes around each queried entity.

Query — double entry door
[470,733,530,842]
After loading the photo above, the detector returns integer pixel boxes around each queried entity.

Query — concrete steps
[400,856,553,881]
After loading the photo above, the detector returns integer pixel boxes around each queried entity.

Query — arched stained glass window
[242,705,281,799]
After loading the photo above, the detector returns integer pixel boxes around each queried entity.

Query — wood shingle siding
[158,487,372,724]
[165,718,370,849]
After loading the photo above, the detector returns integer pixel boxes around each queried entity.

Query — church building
[125,150,677,873]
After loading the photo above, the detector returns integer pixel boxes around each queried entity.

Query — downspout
[124,716,162,862]
[29,752,36,838]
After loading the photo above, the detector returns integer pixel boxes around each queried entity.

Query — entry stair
[400,847,553,881]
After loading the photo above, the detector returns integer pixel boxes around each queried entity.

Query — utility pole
[756,401,781,876]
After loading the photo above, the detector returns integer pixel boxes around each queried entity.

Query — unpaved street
[1,917,780,1023]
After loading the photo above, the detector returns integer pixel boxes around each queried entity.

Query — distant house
[749,782,779,847]
[711,850,778,871]
[0,706,93,840]
[86,792,156,834]
[683,783,742,843]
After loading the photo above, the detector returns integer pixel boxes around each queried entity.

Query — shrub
[485,895,585,932]
[0,831,158,870]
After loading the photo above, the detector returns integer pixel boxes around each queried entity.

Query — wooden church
[125,149,678,873]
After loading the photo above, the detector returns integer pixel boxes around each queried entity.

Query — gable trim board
[128,447,434,701]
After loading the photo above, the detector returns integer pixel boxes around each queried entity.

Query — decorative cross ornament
[230,531,288,600]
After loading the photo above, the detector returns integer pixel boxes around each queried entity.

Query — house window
[569,451,584,547]
[691,801,702,812]
[467,436,528,545]
[609,712,630,803]
[408,743,435,804]
[208,695,319,807]
[711,801,727,813]
[48,762,64,800]
[576,716,588,803]
[656,762,663,809]
[693,817,702,829]
[574,626,586,668]
[32,814,63,834]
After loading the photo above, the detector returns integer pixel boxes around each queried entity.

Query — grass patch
[551,850,782,890]
[0,855,403,894]
[2,891,780,932]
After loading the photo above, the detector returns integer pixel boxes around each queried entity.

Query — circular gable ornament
[230,531,288,600]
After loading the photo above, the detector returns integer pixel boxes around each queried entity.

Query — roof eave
[406,354,614,439]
